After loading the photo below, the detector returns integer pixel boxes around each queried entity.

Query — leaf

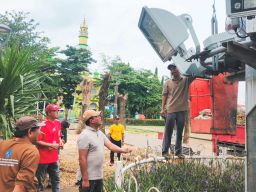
[0,114,10,139]
[20,75,24,94]
[10,95,14,117]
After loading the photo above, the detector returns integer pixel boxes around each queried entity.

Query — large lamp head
[138,6,189,62]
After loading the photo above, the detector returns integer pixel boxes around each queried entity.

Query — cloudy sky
[0,0,245,104]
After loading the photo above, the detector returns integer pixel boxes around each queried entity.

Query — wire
[235,29,249,38]
[235,18,249,38]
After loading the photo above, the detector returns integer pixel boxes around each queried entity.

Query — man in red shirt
[36,104,63,192]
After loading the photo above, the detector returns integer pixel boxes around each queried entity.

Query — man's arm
[36,141,59,149]
[160,95,167,116]
[36,127,60,149]
[15,150,39,192]
[187,76,196,84]
[108,126,113,139]
[78,149,90,189]
[105,138,130,153]
[121,125,125,142]
[161,81,168,116]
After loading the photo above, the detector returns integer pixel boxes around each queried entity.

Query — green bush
[126,118,164,126]
[104,109,112,118]
[104,118,165,126]
[104,159,244,192]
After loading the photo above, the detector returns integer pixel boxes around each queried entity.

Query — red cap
[45,104,61,113]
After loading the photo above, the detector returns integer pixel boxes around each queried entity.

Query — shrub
[104,158,244,192]
[104,118,165,126]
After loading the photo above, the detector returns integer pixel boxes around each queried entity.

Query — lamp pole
[0,24,11,48]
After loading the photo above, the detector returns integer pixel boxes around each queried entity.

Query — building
[79,18,88,47]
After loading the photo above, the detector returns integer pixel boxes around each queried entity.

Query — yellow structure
[79,18,88,47]
[74,19,100,117]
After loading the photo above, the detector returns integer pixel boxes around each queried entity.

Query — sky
[0,0,245,104]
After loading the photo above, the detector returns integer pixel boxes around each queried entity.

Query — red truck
[190,74,245,156]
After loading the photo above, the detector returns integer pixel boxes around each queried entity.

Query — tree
[0,11,52,63]
[0,11,59,102]
[0,11,60,138]
[57,46,95,119]
[0,43,48,139]
[107,58,162,118]
[0,11,50,51]
[98,73,111,132]
[154,67,158,77]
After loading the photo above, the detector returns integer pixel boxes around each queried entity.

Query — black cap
[167,63,177,70]
[16,116,45,131]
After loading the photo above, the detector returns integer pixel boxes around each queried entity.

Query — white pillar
[115,161,123,189]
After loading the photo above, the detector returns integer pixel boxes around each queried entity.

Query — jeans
[79,179,103,192]
[110,137,122,163]
[162,111,187,155]
[36,161,60,192]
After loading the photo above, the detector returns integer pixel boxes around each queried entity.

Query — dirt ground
[46,129,135,192]
[45,126,212,191]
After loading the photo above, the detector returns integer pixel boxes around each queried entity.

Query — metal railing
[113,143,245,192]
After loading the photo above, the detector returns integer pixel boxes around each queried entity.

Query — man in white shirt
[77,110,131,192]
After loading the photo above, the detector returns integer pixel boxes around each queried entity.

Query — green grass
[106,125,164,134]
[125,128,156,134]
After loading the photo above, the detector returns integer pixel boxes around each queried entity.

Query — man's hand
[59,139,64,149]
[13,184,25,192]
[82,179,90,189]
[50,143,59,150]
[122,146,132,153]
[160,110,166,117]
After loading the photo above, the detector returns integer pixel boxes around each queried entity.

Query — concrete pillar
[245,65,256,192]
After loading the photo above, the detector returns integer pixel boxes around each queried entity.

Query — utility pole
[114,81,119,117]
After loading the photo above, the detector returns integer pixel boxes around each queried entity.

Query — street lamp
[0,24,11,47]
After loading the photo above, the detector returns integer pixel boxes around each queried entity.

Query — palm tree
[0,42,48,139]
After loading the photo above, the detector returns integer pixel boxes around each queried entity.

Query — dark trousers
[79,179,103,192]
[110,137,122,163]
[162,111,187,155]
[36,161,60,192]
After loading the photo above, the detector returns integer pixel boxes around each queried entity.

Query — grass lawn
[106,125,164,134]
[105,125,165,134]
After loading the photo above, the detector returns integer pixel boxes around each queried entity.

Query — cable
[234,18,249,38]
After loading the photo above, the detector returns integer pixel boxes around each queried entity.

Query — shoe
[162,153,169,158]
[75,180,81,186]
[176,154,185,159]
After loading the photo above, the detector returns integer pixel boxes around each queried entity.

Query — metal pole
[211,0,219,71]
[245,65,256,192]
[115,161,123,189]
